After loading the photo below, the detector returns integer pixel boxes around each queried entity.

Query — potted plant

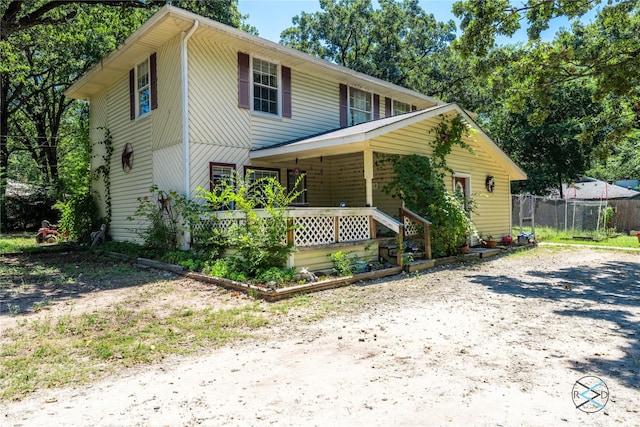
[481,234,497,249]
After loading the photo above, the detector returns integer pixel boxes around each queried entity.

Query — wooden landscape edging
[133,244,536,301]
[184,267,404,302]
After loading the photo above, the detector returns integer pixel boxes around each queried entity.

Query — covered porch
[211,206,432,274]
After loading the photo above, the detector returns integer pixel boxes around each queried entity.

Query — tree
[0,0,250,229]
[588,131,640,183]
[484,81,606,196]
[281,0,457,89]
[452,0,640,129]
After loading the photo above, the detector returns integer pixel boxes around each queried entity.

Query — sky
[237,0,596,45]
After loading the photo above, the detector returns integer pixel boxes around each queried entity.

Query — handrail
[399,207,432,260]
[371,209,404,234]
[400,208,432,226]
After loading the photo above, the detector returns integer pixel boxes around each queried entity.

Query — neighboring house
[615,179,640,193]
[552,177,640,200]
[65,5,526,270]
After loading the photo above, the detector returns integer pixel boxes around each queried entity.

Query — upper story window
[136,59,151,117]
[129,53,157,120]
[237,52,292,118]
[392,100,410,115]
[349,87,372,126]
[253,58,279,115]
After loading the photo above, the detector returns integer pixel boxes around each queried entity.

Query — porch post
[363,149,374,207]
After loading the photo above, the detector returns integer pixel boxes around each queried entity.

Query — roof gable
[250,103,527,181]
[65,5,441,107]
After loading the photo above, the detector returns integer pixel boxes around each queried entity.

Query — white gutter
[181,19,199,199]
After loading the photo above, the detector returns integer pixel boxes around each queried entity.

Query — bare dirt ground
[1,246,639,426]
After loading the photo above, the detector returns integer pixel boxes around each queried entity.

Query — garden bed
[134,256,402,301]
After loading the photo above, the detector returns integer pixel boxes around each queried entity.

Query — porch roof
[250,103,527,181]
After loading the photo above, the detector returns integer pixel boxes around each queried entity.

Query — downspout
[181,19,199,250]
[181,19,199,198]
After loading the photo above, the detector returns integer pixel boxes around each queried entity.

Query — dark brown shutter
[150,53,158,110]
[282,65,292,118]
[129,69,135,120]
[339,84,348,127]
[411,105,417,111]
[238,52,250,109]
[373,94,380,120]
[385,97,392,117]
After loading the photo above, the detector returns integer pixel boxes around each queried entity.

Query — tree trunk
[557,171,564,199]
[0,72,10,230]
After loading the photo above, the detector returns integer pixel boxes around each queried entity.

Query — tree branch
[1,0,164,39]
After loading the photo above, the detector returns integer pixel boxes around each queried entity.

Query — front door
[454,176,469,209]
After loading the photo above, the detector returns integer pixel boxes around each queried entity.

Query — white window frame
[245,167,281,207]
[349,87,372,125]
[251,57,281,117]
[453,172,475,242]
[210,162,236,210]
[135,58,151,119]
[392,99,410,116]
[453,172,472,198]
[287,169,307,206]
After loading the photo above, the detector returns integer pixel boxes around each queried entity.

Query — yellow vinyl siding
[251,70,338,149]
[89,88,109,219]
[189,143,250,198]
[106,75,154,243]
[188,35,251,150]
[372,156,401,218]
[153,34,182,150]
[368,116,514,239]
[293,242,378,273]
[327,153,366,207]
[153,145,183,191]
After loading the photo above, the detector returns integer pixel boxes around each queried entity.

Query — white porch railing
[203,207,431,265]
[207,207,402,246]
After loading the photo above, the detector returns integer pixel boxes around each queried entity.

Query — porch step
[378,244,424,264]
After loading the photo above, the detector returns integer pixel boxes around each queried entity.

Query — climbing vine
[377,113,478,257]
[93,127,113,228]
[429,114,474,174]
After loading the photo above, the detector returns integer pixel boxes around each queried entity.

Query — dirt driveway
[1,246,639,426]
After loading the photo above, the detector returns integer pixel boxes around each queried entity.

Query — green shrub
[128,186,192,252]
[202,257,250,282]
[255,267,296,285]
[164,250,208,271]
[329,251,353,276]
[56,192,102,243]
[381,154,476,258]
[195,172,301,278]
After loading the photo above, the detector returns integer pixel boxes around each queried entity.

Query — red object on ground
[36,220,61,244]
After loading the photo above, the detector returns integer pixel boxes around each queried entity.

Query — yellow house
[65,5,526,271]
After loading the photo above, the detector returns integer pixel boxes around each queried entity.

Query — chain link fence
[512,196,640,235]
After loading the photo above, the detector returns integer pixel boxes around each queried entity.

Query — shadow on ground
[0,250,174,317]
[470,259,640,389]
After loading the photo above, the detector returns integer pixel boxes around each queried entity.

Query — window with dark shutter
[282,66,292,118]
[150,53,158,110]
[238,52,250,109]
[130,54,155,119]
[373,94,380,120]
[339,84,348,127]
[385,97,392,117]
[129,69,135,120]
